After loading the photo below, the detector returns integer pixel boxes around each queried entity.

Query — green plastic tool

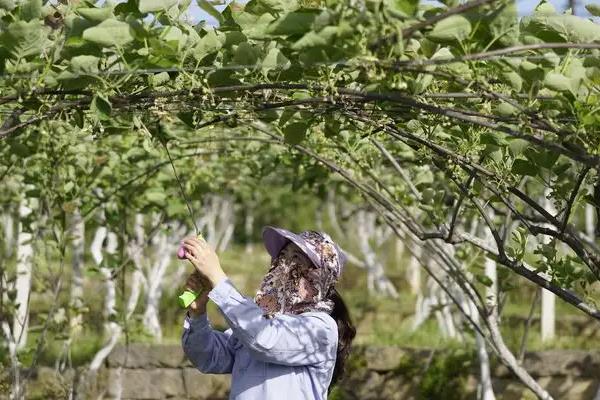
[178,289,202,309]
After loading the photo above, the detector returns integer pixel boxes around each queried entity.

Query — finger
[183,239,199,247]
[182,243,198,257]
[187,254,201,268]
[189,237,206,248]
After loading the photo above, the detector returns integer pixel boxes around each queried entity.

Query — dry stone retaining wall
[15,344,600,399]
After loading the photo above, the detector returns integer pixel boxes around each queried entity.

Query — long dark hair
[327,286,356,392]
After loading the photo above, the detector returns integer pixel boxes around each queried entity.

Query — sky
[185,0,600,26]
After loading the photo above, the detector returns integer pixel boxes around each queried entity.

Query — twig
[560,166,591,234]
[390,43,600,67]
[518,289,541,363]
[369,0,497,49]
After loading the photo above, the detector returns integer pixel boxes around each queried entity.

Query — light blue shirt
[182,277,339,400]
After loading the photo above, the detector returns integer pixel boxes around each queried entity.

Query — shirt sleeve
[181,312,237,374]
[207,277,338,367]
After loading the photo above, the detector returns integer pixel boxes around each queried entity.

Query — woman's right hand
[185,272,211,317]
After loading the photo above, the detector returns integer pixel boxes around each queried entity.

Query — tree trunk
[356,210,398,298]
[197,195,235,252]
[90,223,119,336]
[406,240,422,296]
[69,207,85,335]
[478,217,497,400]
[244,209,254,254]
[88,219,121,375]
[585,203,595,239]
[2,210,15,259]
[1,322,21,400]
[488,307,553,399]
[128,213,186,341]
[326,191,345,239]
[541,192,556,343]
[142,215,173,340]
[14,198,34,350]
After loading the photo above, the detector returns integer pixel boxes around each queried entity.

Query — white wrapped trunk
[88,219,121,373]
[541,191,556,342]
[69,207,85,334]
[14,198,35,350]
[127,213,187,340]
[2,210,15,258]
[356,209,399,298]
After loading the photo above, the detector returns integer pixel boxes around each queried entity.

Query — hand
[181,235,227,288]
[185,272,210,317]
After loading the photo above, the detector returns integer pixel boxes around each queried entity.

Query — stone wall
[16,344,600,399]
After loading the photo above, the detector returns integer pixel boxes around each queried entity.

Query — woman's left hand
[181,236,227,288]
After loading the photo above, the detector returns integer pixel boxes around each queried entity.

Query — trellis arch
[2,0,600,398]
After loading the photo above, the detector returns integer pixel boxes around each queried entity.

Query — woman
[180,226,356,399]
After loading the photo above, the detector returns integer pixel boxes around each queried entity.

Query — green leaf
[266,11,317,36]
[511,159,537,176]
[284,122,308,145]
[553,162,570,176]
[0,0,15,11]
[519,61,544,83]
[501,71,523,92]
[197,0,224,24]
[475,273,494,287]
[407,72,433,95]
[139,0,178,13]
[232,12,275,39]
[78,7,114,23]
[385,0,418,17]
[324,119,340,138]
[524,14,600,43]
[149,71,170,87]
[544,72,572,93]
[146,189,167,204]
[292,26,338,50]
[480,132,508,146]
[224,31,246,47]
[193,29,224,61]
[166,200,186,218]
[262,48,290,75]
[279,109,297,127]
[70,55,100,74]
[91,94,112,120]
[74,109,84,128]
[525,148,560,169]
[245,0,299,14]
[82,19,134,47]
[428,15,472,42]
[19,0,42,21]
[233,42,260,66]
[5,20,45,58]
[508,139,530,156]
[495,101,519,116]
[586,4,600,16]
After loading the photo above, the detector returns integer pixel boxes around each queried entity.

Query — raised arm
[181,312,237,374]
[207,277,338,366]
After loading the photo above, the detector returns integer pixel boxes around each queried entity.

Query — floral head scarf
[254,230,343,318]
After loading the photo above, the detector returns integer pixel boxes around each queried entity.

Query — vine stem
[159,137,201,236]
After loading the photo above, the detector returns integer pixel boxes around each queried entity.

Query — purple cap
[261,226,347,279]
